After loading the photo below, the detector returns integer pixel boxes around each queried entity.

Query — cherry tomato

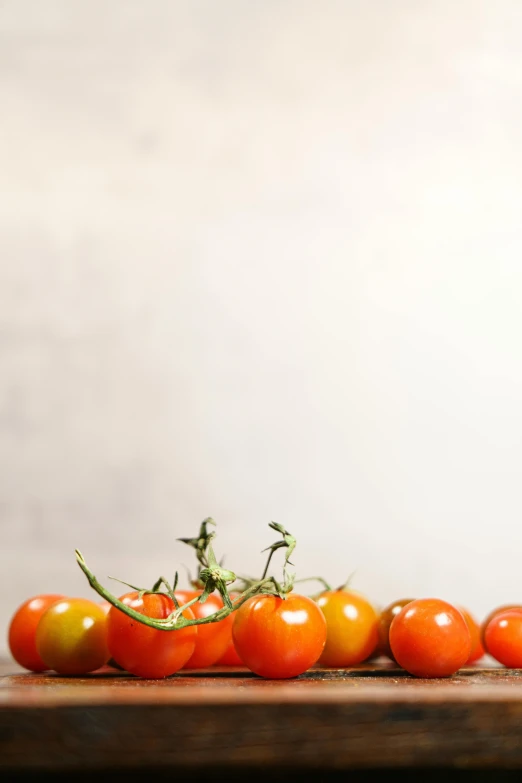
[108,591,197,678]
[8,594,65,672]
[481,604,522,649]
[175,590,233,669]
[389,598,471,678]
[377,598,415,661]
[459,607,485,664]
[216,637,244,665]
[484,609,522,668]
[233,592,327,678]
[213,593,244,666]
[316,589,379,667]
[35,598,110,675]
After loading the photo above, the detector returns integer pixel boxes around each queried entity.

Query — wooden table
[2,658,522,781]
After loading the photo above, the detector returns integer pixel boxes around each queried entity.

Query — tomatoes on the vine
[316,589,379,667]
[8,594,65,672]
[35,598,110,675]
[376,598,415,661]
[389,598,471,677]
[232,592,326,678]
[484,609,522,668]
[175,590,233,668]
[107,591,197,678]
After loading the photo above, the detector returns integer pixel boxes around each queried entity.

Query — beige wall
[2,0,522,652]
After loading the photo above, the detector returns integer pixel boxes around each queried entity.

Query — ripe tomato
[108,591,197,678]
[8,594,65,672]
[216,637,244,665]
[481,604,522,649]
[377,598,415,661]
[389,598,471,678]
[35,598,110,675]
[175,590,233,669]
[316,589,379,667]
[459,607,485,664]
[484,609,522,668]
[233,592,326,678]
[212,592,243,666]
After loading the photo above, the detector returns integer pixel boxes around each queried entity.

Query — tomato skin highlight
[377,598,415,662]
[316,589,379,667]
[389,598,471,678]
[35,598,110,675]
[8,594,65,672]
[108,592,197,679]
[484,610,522,668]
[175,590,233,668]
[233,593,327,678]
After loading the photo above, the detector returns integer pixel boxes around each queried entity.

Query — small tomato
[232,592,326,679]
[35,598,109,675]
[8,594,65,672]
[317,589,379,667]
[108,591,197,678]
[389,598,471,678]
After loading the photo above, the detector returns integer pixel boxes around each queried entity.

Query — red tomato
[484,609,522,668]
[316,589,379,667]
[232,592,327,678]
[216,637,244,666]
[213,593,244,666]
[108,591,197,678]
[175,590,233,669]
[389,598,471,678]
[8,594,65,672]
[35,598,110,675]
[459,607,485,664]
[481,604,522,649]
[376,598,415,662]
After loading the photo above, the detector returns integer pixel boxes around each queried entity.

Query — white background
[2,0,522,652]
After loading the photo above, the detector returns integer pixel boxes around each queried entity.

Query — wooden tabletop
[2,657,522,775]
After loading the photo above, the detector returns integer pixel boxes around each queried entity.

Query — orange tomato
[175,590,233,669]
[316,589,379,667]
[459,607,485,664]
[8,594,65,672]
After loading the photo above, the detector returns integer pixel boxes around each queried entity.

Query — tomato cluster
[6,521,522,680]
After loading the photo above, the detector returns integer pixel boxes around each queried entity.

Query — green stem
[76,550,280,632]
[294,576,333,592]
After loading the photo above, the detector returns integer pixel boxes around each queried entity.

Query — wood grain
[2,658,522,772]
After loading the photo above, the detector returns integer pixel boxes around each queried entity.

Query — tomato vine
[75,518,295,632]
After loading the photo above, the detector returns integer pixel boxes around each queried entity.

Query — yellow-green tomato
[36,597,110,674]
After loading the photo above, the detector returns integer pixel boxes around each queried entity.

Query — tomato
[316,589,379,667]
[212,593,244,666]
[35,598,110,675]
[232,592,326,678]
[389,598,471,678]
[216,637,244,665]
[481,604,522,649]
[376,598,415,661]
[108,591,197,678]
[459,608,485,664]
[175,590,233,669]
[484,609,522,668]
[8,594,65,672]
